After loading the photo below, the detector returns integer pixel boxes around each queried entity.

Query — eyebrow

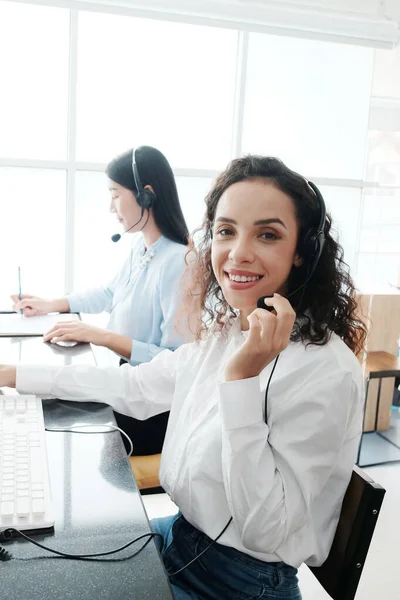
[215,217,287,230]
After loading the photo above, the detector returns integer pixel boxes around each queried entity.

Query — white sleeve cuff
[218,376,264,430]
[16,365,63,397]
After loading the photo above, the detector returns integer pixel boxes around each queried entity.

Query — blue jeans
[151,513,302,600]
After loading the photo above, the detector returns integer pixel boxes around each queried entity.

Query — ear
[144,184,156,197]
[293,254,303,267]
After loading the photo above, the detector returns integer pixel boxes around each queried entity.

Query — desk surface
[1,337,173,600]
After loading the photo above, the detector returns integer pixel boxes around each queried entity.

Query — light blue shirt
[67,235,190,366]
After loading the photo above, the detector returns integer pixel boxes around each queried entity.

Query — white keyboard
[0,395,54,533]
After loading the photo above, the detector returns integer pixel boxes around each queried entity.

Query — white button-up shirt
[17,318,364,568]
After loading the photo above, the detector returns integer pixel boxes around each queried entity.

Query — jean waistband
[176,514,296,575]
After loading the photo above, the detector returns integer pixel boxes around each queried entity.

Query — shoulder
[160,238,188,260]
[278,334,363,394]
[158,240,188,280]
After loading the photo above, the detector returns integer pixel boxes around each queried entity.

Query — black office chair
[357,369,400,467]
[309,466,385,600]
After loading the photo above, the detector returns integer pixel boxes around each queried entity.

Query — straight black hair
[106,146,189,245]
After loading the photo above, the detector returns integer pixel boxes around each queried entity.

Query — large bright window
[0,167,66,306]
[0,2,69,160]
[76,12,238,169]
[1,0,399,301]
[242,34,373,179]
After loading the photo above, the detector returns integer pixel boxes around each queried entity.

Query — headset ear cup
[300,230,319,279]
[137,189,155,210]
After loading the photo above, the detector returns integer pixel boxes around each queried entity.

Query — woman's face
[211,179,301,314]
[108,180,143,234]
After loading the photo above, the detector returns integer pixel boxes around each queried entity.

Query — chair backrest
[309,466,386,600]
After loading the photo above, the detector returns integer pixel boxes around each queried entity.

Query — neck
[140,212,163,248]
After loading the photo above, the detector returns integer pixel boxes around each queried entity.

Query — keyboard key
[30,448,43,482]
[17,490,29,498]
[1,501,14,516]
[17,468,28,476]
[32,500,45,515]
[17,497,30,516]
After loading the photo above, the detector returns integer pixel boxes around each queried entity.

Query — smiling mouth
[226,273,263,283]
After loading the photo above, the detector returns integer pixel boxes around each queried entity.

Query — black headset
[132,147,156,210]
[111,148,156,243]
[301,180,326,282]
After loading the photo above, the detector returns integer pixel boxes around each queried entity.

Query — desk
[0,336,174,600]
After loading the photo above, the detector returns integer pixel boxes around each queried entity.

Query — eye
[215,227,234,237]
[260,231,279,241]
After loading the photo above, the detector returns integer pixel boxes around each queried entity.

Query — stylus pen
[18,266,23,315]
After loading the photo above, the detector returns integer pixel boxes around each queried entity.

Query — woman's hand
[0,365,17,388]
[10,294,53,317]
[43,321,108,347]
[225,294,296,382]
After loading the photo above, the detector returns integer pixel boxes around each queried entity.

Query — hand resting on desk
[43,321,108,347]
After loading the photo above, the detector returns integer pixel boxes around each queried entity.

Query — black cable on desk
[45,424,134,457]
[0,529,163,562]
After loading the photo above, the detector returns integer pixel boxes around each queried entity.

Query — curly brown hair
[184,155,367,355]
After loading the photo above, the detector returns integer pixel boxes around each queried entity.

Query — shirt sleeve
[67,263,126,315]
[218,361,363,556]
[129,251,191,365]
[16,346,182,421]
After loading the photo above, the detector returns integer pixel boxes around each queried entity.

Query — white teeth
[228,274,260,282]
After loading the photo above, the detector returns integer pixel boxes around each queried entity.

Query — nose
[110,197,116,213]
[228,235,255,264]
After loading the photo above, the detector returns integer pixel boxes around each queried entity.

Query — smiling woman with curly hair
[185,155,366,357]
[1,155,366,600]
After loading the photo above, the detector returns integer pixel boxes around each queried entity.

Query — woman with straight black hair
[11,145,191,456]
